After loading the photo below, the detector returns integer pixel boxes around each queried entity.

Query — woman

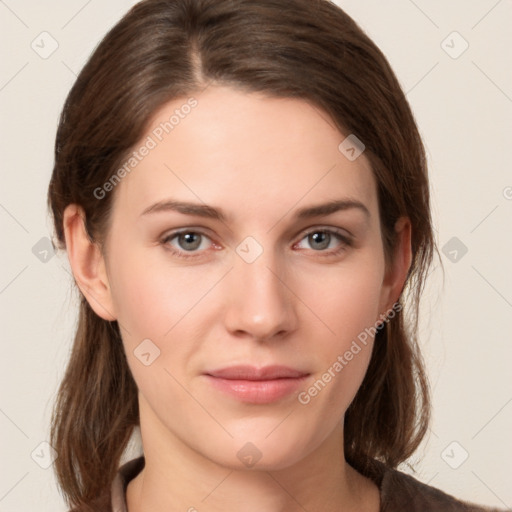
[48,0,504,510]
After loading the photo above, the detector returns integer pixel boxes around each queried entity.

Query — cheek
[293,255,385,405]
[107,250,209,411]
[107,245,216,341]
[297,254,385,342]
[106,244,225,388]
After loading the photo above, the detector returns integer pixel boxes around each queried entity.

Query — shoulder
[67,457,145,512]
[378,464,505,512]
[111,456,145,512]
[71,456,507,512]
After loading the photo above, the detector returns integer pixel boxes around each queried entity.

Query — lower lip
[204,375,309,404]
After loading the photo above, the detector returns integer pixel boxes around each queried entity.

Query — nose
[222,250,298,342]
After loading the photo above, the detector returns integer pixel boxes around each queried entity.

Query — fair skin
[63,85,411,512]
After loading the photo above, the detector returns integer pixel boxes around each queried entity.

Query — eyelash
[160,227,353,260]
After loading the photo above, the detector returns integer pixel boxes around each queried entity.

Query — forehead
[112,85,378,225]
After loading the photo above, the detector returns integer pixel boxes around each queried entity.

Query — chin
[200,421,327,472]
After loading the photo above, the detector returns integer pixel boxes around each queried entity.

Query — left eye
[295,230,349,251]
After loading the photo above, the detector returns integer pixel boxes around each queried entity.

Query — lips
[204,365,310,404]
[206,365,308,380]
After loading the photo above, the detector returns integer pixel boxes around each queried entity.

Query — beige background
[1,0,511,509]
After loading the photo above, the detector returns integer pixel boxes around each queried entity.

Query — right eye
[161,230,217,259]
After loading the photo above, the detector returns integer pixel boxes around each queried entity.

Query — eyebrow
[140,198,370,221]
[295,199,370,219]
[141,200,224,220]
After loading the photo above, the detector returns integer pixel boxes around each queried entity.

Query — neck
[126,397,379,512]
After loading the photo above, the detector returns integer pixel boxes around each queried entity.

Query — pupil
[180,233,201,250]
[310,232,330,250]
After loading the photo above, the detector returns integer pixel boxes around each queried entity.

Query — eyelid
[161,227,212,241]
[296,225,353,244]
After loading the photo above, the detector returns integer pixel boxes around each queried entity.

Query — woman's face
[94,85,406,469]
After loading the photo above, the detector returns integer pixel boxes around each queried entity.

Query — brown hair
[48,0,435,509]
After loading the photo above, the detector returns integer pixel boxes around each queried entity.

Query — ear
[378,217,412,316]
[63,204,117,321]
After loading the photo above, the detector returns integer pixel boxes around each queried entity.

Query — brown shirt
[110,456,505,512]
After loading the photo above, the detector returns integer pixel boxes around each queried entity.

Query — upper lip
[205,365,309,380]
